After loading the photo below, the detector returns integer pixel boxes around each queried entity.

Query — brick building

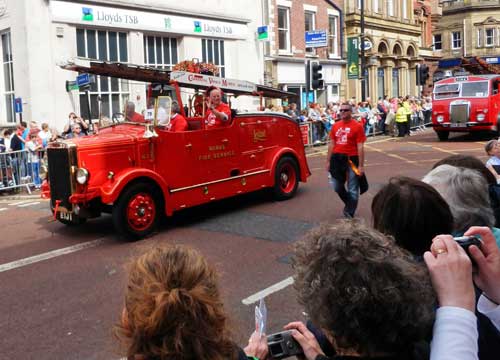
[263,0,345,109]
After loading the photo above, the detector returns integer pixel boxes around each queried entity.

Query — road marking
[0,208,6,212]
[0,238,105,273]
[17,201,40,207]
[242,276,294,305]
[365,144,419,166]
[8,200,32,206]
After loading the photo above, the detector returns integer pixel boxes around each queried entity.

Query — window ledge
[278,51,293,56]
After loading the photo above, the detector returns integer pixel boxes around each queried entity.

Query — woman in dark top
[115,245,267,360]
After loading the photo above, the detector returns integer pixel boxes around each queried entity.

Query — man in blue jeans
[326,102,366,218]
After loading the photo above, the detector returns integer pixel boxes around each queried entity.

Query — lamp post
[360,0,366,101]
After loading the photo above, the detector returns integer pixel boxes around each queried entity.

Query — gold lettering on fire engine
[253,129,267,142]
[198,150,235,161]
[209,145,225,151]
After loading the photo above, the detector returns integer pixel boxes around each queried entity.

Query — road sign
[305,30,327,48]
[14,97,22,113]
[76,73,91,87]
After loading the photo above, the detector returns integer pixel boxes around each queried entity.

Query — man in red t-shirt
[126,102,146,123]
[204,86,231,128]
[326,102,366,218]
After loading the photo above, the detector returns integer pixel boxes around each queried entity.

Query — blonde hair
[116,245,237,360]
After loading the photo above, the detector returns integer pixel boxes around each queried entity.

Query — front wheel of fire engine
[112,183,162,240]
[436,131,449,141]
[273,156,299,201]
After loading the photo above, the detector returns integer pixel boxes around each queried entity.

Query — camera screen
[269,343,285,356]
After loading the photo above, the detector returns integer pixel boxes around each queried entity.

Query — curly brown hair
[115,245,237,360]
[293,220,436,356]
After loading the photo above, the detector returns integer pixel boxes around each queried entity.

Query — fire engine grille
[47,147,77,211]
[450,104,469,124]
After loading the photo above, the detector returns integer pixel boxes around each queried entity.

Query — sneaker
[0,183,4,188]
[343,210,353,219]
[7,180,14,186]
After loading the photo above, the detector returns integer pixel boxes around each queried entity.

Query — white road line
[17,202,40,207]
[0,208,7,212]
[8,200,32,206]
[0,238,105,273]
[242,276,294,305]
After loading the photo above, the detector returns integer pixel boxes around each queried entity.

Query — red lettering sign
[300,124,310,145]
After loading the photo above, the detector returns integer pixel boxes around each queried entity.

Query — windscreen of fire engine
[460,82,488,97]
[434,84,460,99]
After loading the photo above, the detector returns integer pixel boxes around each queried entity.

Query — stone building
[344,0,422,101]
[0,0,266,130]
[434,0,500,79]
[264,0,345,109]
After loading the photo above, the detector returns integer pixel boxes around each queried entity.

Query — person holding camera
[423,227,500,360]
[115,245,268,360]
[63,112,89,136]
[283,220,435,360]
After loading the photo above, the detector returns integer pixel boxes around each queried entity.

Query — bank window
[486,28,495,47]
[144,36,178,69]
[478,29,483,47]
[305,11,316,54]
[278,7,290,53]
[202,39,225,78]
[328,16,338,57]
[1,32,14,124]
[402,0,408,19]
[373,0,379,13]
[76,28,129,119]
[433,34,442,50]
[387,0,394,17]
[452,31,462,49]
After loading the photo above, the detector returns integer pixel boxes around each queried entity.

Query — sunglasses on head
[339,109,351,112]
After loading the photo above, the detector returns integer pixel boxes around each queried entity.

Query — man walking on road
[326,102,366,218]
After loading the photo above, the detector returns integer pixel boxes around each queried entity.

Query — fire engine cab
[432,74,500,140]
[44,59,311,239]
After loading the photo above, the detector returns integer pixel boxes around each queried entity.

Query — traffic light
[419,64,430,85]
[309,60,324,90]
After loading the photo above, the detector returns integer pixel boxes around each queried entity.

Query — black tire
[272,156,299,201]
[112,183,163,240]
[436,131,449,141]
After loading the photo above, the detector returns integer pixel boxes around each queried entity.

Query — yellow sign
[253,129,267,142]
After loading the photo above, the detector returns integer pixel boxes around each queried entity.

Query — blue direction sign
[76,73,91,87]
[14,97,22,113]
[305,30,327,48]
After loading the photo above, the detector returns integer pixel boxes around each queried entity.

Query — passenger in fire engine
[125,101,146,123]
[164,101,188,132]
[204,86,231,129]
[115,245,268,360]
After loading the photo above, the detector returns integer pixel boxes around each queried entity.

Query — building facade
[264,0,344,109]
[0,0,265,130]
[434,0,500,79]
[344,0,422,101]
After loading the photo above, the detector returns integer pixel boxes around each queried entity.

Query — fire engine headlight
[477,113,486,122]
[76,168,89,185]
[437,115,444,123]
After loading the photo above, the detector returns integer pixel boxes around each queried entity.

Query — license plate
[58,212,73,221]
[450,123,466,128]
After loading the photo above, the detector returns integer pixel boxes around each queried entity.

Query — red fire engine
[43,59,310,239]
[432,74,500,141]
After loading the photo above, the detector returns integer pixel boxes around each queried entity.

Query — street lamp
[360,0,366,101]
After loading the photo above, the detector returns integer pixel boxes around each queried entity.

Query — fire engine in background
[432,74,500,141]
[42,58,310,240]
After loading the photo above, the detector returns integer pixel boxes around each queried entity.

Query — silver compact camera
[267,330,304,359]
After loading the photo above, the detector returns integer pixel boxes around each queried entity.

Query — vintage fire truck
[43,59,310,239]
[432,74,500,140]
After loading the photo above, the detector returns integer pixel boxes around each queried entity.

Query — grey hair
[422,164,494,232]
[171,101,181,114]
[126,101,135,110]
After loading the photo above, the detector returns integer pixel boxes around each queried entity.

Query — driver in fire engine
[204,86,231,128]
[125,101,146,123]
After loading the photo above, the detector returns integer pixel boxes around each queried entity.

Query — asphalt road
[0,129,493,359]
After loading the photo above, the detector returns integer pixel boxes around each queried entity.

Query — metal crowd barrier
[0,149,45,194]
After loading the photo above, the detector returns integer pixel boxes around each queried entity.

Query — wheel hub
[127,193,156,231]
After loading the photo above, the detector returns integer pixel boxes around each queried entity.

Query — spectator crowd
[280,95,432,144]
[115,151,500,360]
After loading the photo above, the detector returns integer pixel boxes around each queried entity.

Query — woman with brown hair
[116,245,267,360]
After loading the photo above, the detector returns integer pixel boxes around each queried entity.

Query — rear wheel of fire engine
[436,131,449,141]
[113,183,162,240]
[273,156,299,201]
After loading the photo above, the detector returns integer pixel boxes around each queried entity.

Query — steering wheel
[112,112,125,123]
